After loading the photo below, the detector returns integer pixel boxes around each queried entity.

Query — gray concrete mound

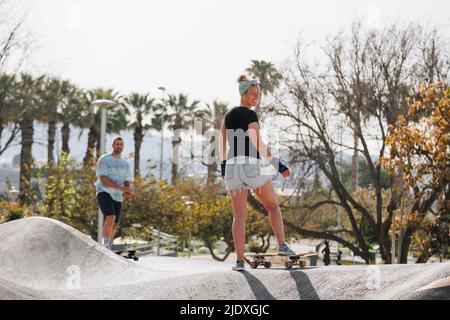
[0,217,449,300]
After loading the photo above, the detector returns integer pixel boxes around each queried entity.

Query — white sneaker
[278,244,296,256]
[232,260,245,271]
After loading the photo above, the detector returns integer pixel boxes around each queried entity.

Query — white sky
[23,0,450,105]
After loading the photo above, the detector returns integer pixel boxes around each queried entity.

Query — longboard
[245,252,317,269]
[114,250,139,261]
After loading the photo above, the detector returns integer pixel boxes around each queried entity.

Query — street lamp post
[156,87,166,255]
[158,87,166,181]
[185,201,194,259]
[181,195,194,258]
[92,99,115,243]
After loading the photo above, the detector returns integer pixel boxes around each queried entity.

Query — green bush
[7,208,24,221]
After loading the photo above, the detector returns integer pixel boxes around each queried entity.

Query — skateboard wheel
[133,257,139,261]
[284,261,293,269]
[250,262,258,269]
[299,260,306,268]
[264,262,272,269]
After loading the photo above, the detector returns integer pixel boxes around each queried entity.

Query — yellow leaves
[0,200,34,223]
[382,81,449,189]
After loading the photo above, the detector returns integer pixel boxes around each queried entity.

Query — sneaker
[101,237,112,250]
[278,244,296,256]
[232,260,246,271]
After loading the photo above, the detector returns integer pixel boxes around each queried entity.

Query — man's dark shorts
[97,192,122,224]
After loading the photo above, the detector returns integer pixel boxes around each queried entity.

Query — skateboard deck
[245,253,317,269]
[114,250,139,261]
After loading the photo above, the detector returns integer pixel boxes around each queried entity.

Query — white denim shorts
[225,156,277,197]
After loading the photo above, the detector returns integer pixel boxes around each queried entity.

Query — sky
[1,0,449,168]
[21,0,450,105]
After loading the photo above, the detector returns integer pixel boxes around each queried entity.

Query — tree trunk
[19,118,34,204]
[171,131,181,184]
[134,128,143,179]
[96,133,101,160]
[378,223,392,264]
[0,115,3,151]
[47,119,56,167]
[255,92,264,116]
[61,122,70,155]
[399,190,440,264]
[399,227,414,264]
[207,163,217,185]
[83,127,97,167]
[205,241,233,262]
[351,132,359,192]
[416,251,433,263]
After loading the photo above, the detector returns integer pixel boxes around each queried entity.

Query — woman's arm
[248,122,290,176]
[219,120,227,162]
[248,122,273,162]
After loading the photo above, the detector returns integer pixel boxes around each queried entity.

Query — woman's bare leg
[254,180,286,246]
[230,189,249,261]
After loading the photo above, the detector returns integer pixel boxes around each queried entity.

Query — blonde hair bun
[237,74,249,83]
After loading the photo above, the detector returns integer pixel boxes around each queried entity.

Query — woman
[219,75,296,271]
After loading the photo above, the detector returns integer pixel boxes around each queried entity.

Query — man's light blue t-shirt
[96,154,132,203]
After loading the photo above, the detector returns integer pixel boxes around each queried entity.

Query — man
[322,240,331,266]
[96,137,134,249]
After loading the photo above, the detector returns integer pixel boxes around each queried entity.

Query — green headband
[239,79,259,96]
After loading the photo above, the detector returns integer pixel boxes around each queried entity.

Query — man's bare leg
[102,215,116,248]
[109,223,117,247]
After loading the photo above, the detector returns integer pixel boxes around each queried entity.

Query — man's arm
[100,176,127,193]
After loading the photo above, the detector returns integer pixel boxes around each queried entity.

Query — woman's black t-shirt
[224,106,260,160]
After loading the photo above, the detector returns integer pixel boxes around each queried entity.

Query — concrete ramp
[0,217,448,300]
[0,217,165,291]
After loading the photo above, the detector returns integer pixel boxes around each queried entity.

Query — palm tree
[164,93,200,183]
[79,89,127,167]
[14,74,45,203]
[245,60,283,115]
[39,77,68,167]
[59,83,83,156]
[202,100,229,185]
[125,92,155,179]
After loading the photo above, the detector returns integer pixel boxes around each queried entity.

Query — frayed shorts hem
[225,175,272,198]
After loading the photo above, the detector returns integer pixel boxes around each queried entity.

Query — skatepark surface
[0,217,449,300]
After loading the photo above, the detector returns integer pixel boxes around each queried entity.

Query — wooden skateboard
[245,253,317,269]
[114,250,139,261]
